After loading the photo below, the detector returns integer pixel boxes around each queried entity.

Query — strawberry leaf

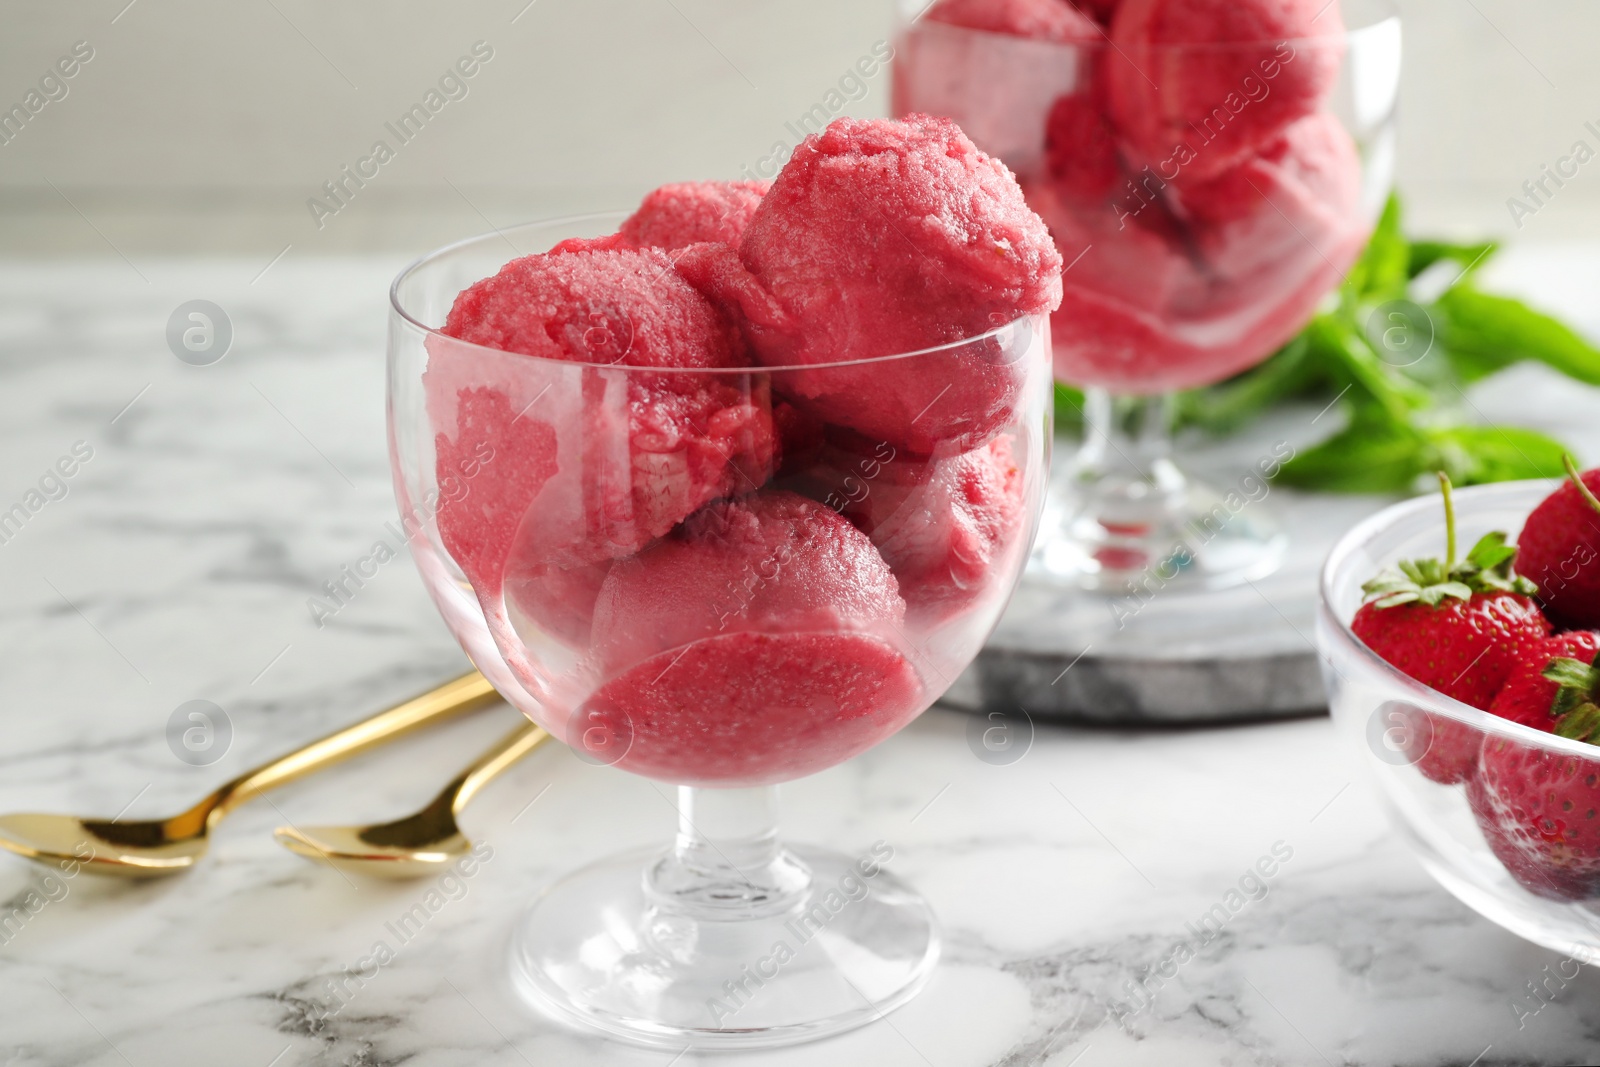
[1546,654,1600,720]
[1360,567,1471,608]
[1458,531,1540,595]
[1555,702,1600,744]
[1423,581,1475,605]
[1466,531,1518,571]
[1360,476,1537,610]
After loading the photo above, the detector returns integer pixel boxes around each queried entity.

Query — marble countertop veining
[3,252,1600,1067]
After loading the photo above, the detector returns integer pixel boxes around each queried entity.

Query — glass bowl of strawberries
[1320,465,1600,957]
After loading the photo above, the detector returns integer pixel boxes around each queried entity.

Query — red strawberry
[1472,661,1600,900]
[1490,632,1600,730]
[1467,769,1600,901]
[1352,474,1550,784]
[1517,455,1600,631]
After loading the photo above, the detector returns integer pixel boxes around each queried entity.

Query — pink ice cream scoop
[846,436,1026,621]
[428,248,776,591]
[924,0,1103,42]
[430,384,559,595]
[682,115,1062,456]
[1168,111,1364,368]
[583,490,923,785]
[1044,88,1122,199]
[782,433,1026,621]
[1105,0,1345,181]
[578,632,924,785]
[1023,175,1196,322]
[1171,110,1363,285]
[591,489,907,670]
[504,558,611,649]
[620,181,769,251]
[894,3,1100,180]
[1038,110,1362,392]
[551,181,770,255]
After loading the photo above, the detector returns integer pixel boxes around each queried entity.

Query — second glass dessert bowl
[894,0,1401,591]
[388,214,1053,1049]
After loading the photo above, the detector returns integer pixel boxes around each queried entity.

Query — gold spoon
[274,720,551,879]
[0,672,501,878]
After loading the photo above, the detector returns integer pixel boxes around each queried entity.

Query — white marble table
[3,253,1600,1066]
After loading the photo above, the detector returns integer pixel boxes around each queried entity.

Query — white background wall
[2,0,1599,256]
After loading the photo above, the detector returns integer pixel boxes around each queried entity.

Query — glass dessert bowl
[388,213,1053,1049]
[1320,480,1600,962]
[894,0,1401,591]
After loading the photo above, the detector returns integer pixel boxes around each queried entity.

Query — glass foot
[508,843,939,1050]
[1033,467,1288,592]
[1031,389,1288,592]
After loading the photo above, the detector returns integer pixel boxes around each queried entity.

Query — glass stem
[1072,389,1187,527]
[645,785,811,919]
[1077,389,1178,485]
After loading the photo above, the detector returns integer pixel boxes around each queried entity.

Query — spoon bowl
[0,812,210,878]
[275,824,473,880]
[275,721,550,879]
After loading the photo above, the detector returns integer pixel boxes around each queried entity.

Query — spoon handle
[447,721,553,815]
[206,671,500,822]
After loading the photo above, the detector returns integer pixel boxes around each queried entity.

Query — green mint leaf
[1053,383,1086,434]
[1275,411,1430,492]
[1305,316,1432,423]
[1345,194,1408,302]
[1174,337,1326,436]
[1438,339,1519,384]
[1428,425,1571,486]
[1436,286,1600,386]
[1409,239,1498,279]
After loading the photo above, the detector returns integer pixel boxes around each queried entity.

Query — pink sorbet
[783,433,1026,621]
[583,490,923,785]
[1105,0,1345,181]
[1170,110,1363,291]
[591,490,908,672]
[578,632,924,786]
[925,0,1103,42]
[551,181,770,255]
[1044,84,1122,199]
[892,15,1093,179]
[683,115,1062,456]
[1038,112,1363,392]
[504,558,611,649]
[428,248,775,588]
